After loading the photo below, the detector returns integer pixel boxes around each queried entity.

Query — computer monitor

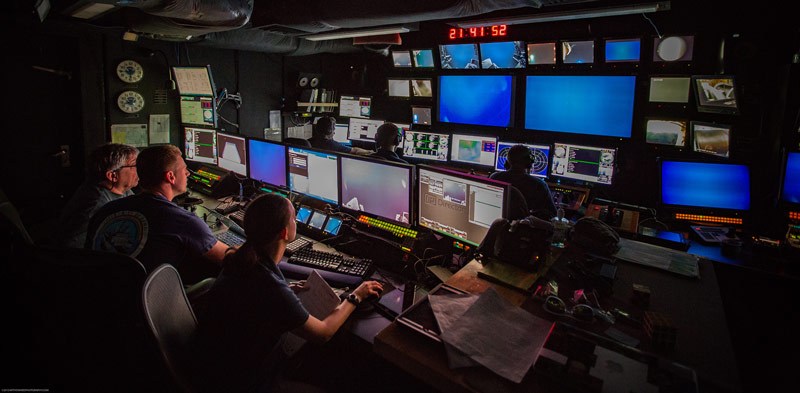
[403,130,448,162]
[525,76,635,138]
[479,41,526,69]
[296,206,313,224]
[339,95,371,118]
[653,36,694,62]
[605,38,640,62]
[693,76,738,114]
[645,119,687,147]
[247,139,287,188]
[395,123,411,136]
[392,51,412,67]
[692,122,730,158]
[495,142,550,178]
[287,146,339,205]
[412,49,435,68]
[216,133,247,176]
[417,165,509,246]
[411,79,433,97]
[661,160,750,210]
[412,106,432,125]
[179,96,216,127]
[450,134,497,167]
[184,127,217,165]
[439,75,513,128]
[333,124,351,146]
[439,43,480,69]
[172,66,216,97]
[649,77,691,103]
[388,78,411,98]
[562,40,594,64]
[340,155,413,225]
[527,42,556,65]
[780,152,800,204]
[551,142,616,185]
[348,118,385,142]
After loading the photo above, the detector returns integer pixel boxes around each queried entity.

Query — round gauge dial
[117,91,145,113]
[601,151,614,164]
[116,60,144,83]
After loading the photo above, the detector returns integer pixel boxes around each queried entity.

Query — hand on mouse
[352,280,383,303]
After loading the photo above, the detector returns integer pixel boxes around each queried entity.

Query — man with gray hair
[56,143,139,248]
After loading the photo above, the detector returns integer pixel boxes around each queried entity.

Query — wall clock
[116,60,144,83]
[117,90,145,113]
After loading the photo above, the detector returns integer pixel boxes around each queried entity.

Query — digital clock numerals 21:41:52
[448,25,507,39]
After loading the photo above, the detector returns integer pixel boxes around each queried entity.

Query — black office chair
[0,187,33,256]
[143,264,203,393]
[284,137,312,147]
[18,245,165,392]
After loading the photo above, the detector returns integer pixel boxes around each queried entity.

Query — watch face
[117,60,143,83]
[117,91,145,113]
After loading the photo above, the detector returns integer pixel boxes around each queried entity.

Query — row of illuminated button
[674,213,742,225]
[358,215,418,238]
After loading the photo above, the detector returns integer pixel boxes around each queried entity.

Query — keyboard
[287,247,373,278]
[691,226,729,243]
[216,230,245,247]
[287,237,312,254]
[230,209,245,227]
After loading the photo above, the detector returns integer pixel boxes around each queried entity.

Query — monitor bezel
[416,164,510,246]
[411,78,434,98]
[438,43,481,70]
[215,131,248,176]
[402,130,449,162]
[692,75,739,115]
[653,35,695,62]
[183,127,218,165]
[411,105,433,126]
[286,145,341,205]
[691,121,731,159]
[172,65,217,97]
[338,95,373,119]
[178,95,218,128]
[643,117,689,148]
[478,40,527,69]
[526,42,557,65]
[411,49,436,69]
[338,153,415,228]
[387,78,412,98]
[347,117,385,143]
[648,75,692,104]
[246,138,288,190]
[604,37,641,63]
[560,39,595,64]
[437,74,515,128]
[391,50,413,68]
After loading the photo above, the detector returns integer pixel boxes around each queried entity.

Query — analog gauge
[116,60,144,83]
[601,151,614,164]
[117,91,145,113]
[554,145,567,158]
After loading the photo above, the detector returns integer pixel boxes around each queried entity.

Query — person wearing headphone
[490,144,557,220]
[370,123,408,163]
[308,115,371,155]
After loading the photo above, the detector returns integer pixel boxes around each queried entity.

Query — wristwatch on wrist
[346,293,361,306]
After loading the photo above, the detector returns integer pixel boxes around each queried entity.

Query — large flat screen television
[439,75,513,128]
[247,139,287,188]
[524,75,635,138]
[661,160,750,210]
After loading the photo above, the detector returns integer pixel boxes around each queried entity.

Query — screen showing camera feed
[412,106,432,125]
[653,36,694,62]
[388,79,410,98]
[649,77,691,103]
[413,49,435,68]
[341,156,411,224]
[692,122,730,158]
[646,120,687,147]
[562,40,594,64]
[479,41,526,68]
[392,51,412,67]
[439,43,480,69]
[412,79,433,97]
[527,42,556,65]
[605,38,640,62]
[695,77,738,113]
[216,133,247,176]
[450,134,497,166]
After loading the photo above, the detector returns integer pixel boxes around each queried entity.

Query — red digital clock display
[449,25,508,40]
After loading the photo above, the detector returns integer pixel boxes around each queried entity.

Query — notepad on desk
[614,238,700,278]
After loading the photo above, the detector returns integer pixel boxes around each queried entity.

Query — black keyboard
[216,230,245,247]
[288,247,372,278]
[230,209,245,227]
[287,237,312,254]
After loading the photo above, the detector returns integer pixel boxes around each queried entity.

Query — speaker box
[297,73,321,88]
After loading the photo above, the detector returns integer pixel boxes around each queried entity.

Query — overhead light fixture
[69,2,115,19]
[304,26,410,41]
[454,1,670,28]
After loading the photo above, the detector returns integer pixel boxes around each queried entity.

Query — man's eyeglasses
[543,296,596,322]
[115,165,137,171]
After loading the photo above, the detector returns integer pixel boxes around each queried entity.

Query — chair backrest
[284,137,312,147]
[0,188,34,256]
[19,245,158,391]
[143,264,201,393]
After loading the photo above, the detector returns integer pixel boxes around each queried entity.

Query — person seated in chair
[490,144,557,220]
[196,194,382,392]
[369,123,408,164]
[85,145,228,283]
[307,115,371,155]
[56,143,139,248]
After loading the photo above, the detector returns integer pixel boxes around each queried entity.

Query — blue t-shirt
[56,181,133,248]
[85,193,217,278]
[197,258,310,392]
[490,169,557,219]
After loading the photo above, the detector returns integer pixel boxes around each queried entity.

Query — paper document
[614,238,699,278]
[295,270,340,320]
[429,293,480,368]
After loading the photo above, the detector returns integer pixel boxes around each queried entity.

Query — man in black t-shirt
[369,122,408,163]
[490,144,557,220]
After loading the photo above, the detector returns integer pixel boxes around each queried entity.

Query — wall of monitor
[277,5,798,235]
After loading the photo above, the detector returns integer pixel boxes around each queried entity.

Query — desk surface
[375,251,742,393]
